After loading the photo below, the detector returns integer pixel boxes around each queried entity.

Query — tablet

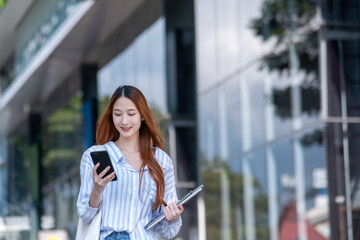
[145,184,204,230]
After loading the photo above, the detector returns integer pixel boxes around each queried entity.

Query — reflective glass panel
[194,0,217,91]
[298,126,329,239]
[198,89,220,164]
[246,149,270,239]
[240,63,266,148]
[98,17,167,114]
[42,94,83,238]
[218,77,242,158]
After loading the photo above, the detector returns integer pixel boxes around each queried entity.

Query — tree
[250,0,321,146]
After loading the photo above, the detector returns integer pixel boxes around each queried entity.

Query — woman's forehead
[113,97,138,111]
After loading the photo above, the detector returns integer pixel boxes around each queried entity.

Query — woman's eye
[114,113,121,117]
[128,113,135,116]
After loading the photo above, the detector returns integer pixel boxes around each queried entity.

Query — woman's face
[112,97,142,141]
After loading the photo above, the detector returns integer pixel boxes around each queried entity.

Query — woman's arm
[76,149,115,223]
[77,150,100,224]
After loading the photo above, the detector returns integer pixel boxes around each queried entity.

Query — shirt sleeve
[76,149,102,224]
[152,153,182,238]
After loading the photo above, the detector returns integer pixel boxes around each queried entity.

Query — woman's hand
[89,163,116,207]
[164,202,184,224]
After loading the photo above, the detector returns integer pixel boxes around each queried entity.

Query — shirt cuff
[85,200,101,216]
[165,216,182,227]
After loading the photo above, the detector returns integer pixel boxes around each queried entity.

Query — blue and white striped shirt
[77,141,182,240]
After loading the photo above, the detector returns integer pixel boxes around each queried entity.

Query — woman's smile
[121,127,131,132]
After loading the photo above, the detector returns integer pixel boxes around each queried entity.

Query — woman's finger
[98,166,111,178]
[103,171,116,183]
[92,163,100,176]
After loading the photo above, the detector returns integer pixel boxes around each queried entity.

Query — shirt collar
[105,141,124,163]
[105,141,150,172]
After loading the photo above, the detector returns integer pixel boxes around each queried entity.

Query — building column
[165,0,198,239]
[0,136,7,218]
[239,73,255,240]
[29,112,43,240]
[81,64,98,148]
[264,67,279,240]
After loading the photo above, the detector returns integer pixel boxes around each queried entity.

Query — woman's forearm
[89,188,102,208]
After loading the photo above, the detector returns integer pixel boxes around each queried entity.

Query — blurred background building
[0,0,359,239]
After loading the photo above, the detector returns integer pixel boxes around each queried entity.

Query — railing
[14,0,91,77]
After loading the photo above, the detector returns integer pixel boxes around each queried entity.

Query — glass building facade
[195,0,360,240]
[0,0,359,239]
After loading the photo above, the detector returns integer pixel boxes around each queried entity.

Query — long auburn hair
[96,85,166,211]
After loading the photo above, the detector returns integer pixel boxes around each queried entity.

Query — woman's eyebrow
[113,108,137,111]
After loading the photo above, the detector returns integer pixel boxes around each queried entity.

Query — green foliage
[0,0,7,8]
[42,95,83,185]
[249,0,320,124]
[203,164,269,239]
[99,95,110,117]
[6,137,36,214]
[249,0,316,43]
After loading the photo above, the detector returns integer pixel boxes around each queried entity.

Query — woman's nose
[120,115,127,124]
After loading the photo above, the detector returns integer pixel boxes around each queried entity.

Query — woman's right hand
[89,163,116,207]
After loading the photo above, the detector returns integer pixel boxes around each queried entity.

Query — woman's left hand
[164,202,184,223]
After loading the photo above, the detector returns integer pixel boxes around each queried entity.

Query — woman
[77,85,183,239]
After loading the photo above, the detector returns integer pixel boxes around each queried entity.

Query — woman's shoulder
[153,147,173,170]
[80,143,111,167]
[82,143,110,158]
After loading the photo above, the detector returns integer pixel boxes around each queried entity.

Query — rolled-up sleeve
[153,156,182,238]
[77,149,101,224]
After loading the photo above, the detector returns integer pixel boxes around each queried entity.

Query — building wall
[321,0,360,239]
[195,0,329,239]
[1,0,360,239]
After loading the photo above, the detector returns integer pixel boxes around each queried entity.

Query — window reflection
[203,163,245,240]
[196,0,327,239]
[241,64,266,147]
[326,122,360,239]
[198,89,219,164]
[98,17,167,115]
[219,78,242,158]
[246,150,269,239]
[250,0,320,127]
[195,0,217,91]
[42,94,83,237]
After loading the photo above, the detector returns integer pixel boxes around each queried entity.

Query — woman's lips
[121,127,131,132]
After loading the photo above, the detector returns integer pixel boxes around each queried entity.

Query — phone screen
[90,150,117,181]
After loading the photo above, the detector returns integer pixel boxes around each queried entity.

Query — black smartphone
[90,150,118,181]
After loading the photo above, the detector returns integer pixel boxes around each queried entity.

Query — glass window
[326,122,360,239]
[98,17,167,115]
[271,138,296,239]
[198,89,220,164]
[194,0,217,92]
[6,136,35,238]
[298,126,329,239]
[218,77,242,158]
[272,70,294,137]
[344,41,360,117]
[246,149,270,239]
[42,94,84,237]
[240,63,266,148]
[237,0,265,67]
[202,165,225,240]
[216,0,241,79]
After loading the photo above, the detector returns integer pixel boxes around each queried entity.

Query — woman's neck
[115,137,139,153]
